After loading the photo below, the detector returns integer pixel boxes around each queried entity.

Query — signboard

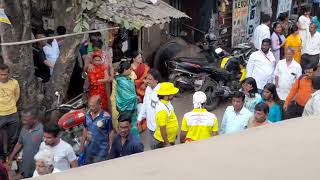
[247,0,260,40]
[232,0,249,47]
[277,0,292,17]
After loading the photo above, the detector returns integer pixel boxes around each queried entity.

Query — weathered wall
[141,24,167,60]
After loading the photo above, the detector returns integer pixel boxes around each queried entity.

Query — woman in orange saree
[131,51,150,102]
[285,25,302,64]
[87,51,109,110]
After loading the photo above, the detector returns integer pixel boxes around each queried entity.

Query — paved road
[140,91,230,150]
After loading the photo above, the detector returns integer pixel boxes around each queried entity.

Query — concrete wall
[140,24,166,60]
[33,115,320,180]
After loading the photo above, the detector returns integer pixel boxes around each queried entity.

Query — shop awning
[96,0,190,28]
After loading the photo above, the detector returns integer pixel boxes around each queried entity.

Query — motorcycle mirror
[208,33,216,41]
[221,28,227,35]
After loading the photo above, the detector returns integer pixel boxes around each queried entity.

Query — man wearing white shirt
[43,33,60,75]
[252,14,271,50]
[301,23,320,70]
[303,76,320,116]
[246,38,276,92]
[275,48,302,100]
[137,69,162,149]
[40,122,77,171]
[220,91,252,134]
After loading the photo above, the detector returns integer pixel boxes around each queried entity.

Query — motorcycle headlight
[215,48,223,55]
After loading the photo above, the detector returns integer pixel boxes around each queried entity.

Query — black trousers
[0,113,20,159]
[283,101,304,120]
[301,54,320,71]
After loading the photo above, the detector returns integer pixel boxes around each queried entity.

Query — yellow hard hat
[157,82,179,96]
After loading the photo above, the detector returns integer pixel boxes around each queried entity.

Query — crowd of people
[0,6,320,180]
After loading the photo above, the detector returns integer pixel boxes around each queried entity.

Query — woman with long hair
[111,61,139,137]
[130,51,150,102]
[262,83,282,123]
[271,22,286,63]
[285,25,302,63]
[242,77,262,112]
[298,6,312,51]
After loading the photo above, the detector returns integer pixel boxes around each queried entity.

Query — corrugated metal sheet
[96,0,190,28]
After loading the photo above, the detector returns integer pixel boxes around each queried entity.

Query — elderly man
[220,91,252,134]
[303,76,320,116]
[80,95,114,164]
[33,150,60,177]
[246,38,276,93]
[247,102,269,128]
[8,107,43,178]
[301,23,320,70]
[275,48,302,100]
[180,91,219,143]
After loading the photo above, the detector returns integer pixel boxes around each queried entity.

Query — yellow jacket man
[153,82,179,148]
[180,91,219,143]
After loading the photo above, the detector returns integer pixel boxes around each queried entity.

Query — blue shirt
[220,106,252,134]
[109,133,144,159]
[262,100,282,123]
[244,93,262,112]
[268,103,282,123]
[84,110,113,145]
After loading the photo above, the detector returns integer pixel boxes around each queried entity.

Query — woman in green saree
[111,61,139,137]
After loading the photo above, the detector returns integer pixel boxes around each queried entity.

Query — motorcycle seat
[175,57,208,65]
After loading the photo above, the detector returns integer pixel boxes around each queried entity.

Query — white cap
[193,91,207,109]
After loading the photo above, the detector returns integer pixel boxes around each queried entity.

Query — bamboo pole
[0,27,119,46]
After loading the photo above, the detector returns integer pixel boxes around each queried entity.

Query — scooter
[45,92,87,155]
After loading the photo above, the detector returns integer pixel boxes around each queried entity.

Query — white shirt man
[137,84,160,133]
[302,90,320,116]
[43,39,60,74]
[303,25,320,55]
[246,48,276,91]
[220,106,252,134]
[252,23,271,50]
[39,140,77,171]
[275,51,302,100]
[220,92,252,134]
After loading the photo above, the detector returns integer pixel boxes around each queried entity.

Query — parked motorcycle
[169,46,246,111]
[45,92,87,155]
[231,42,255,64]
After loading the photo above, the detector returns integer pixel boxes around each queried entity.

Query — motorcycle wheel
[169,74,184,98]
[200,79,220,111]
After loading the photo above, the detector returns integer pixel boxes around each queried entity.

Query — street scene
[0,0,320,179]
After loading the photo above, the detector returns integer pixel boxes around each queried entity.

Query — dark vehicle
[168,47,246,111]
[153,30,248,110]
